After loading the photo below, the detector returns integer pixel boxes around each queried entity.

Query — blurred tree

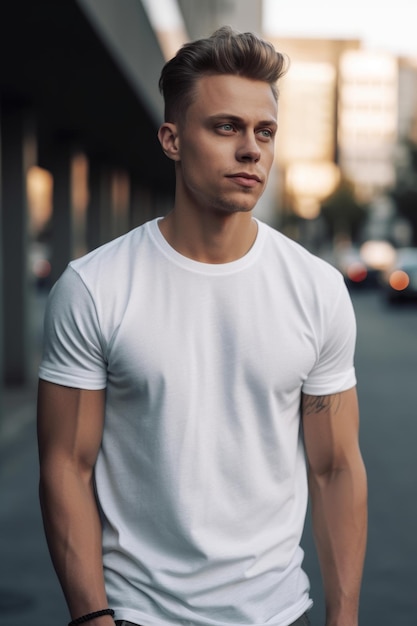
[391,187,417,245]
[390,140,417,246]
[320,178,367,243]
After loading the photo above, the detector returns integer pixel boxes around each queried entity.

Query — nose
[236,132,261,163]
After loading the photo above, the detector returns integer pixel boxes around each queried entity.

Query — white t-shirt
[39,218,357,626]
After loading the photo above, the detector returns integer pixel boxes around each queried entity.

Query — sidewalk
[0,383,68,626]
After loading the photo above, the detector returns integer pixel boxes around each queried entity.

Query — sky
[263,0,417,58]
[142,0,417,60]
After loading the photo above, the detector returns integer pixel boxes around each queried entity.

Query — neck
[159,207,258,264]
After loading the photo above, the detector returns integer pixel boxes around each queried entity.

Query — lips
[227,172,262,188]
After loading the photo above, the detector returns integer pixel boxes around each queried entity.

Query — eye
[257,128,274,140]
[217,123,235,133]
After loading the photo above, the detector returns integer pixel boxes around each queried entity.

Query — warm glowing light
[72,153,89,214]
[293,197,321,220]
[27,166,53,234]
[286,161,341,219]
[389,270,410,291]
[360,240,396,270]
[287,162,340,200]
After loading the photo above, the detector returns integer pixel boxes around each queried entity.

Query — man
[37,27,367,626]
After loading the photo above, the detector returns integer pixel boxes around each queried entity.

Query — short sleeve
[39,265,107,389]
[302,277,357,395]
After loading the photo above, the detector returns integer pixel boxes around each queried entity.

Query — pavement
[0,381,68,626]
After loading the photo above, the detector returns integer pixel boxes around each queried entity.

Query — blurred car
[335,240,396,289]
[381,247,417,304]
[337,246,373,288]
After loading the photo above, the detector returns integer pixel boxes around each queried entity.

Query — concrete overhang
[0,0,174,191]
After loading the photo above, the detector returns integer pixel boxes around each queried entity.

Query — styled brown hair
[159,26,288,123]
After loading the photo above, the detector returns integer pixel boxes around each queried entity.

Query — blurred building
[271,36,417,223]
[395,58,417,187]
[338,49,398,201]
[397,58,417,142]
[271,37,361,219]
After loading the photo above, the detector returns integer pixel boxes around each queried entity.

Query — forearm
[309,456,367,626]
[39,463,113,625]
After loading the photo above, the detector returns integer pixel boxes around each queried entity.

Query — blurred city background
[0,1,416,625]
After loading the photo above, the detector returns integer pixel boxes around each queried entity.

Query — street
[302,289,417,625]
[1,289,417,626]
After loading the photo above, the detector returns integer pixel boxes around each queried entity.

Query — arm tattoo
[302,393,341,416]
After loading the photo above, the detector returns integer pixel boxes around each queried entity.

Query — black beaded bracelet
[68,608,115,625]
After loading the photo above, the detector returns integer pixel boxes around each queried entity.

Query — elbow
[308,460,368,515]
[308,447,367,488]
[38,455,95,510]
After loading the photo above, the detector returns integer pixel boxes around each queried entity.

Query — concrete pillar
[0,105,36,385]
[71,152,89,259]
[49,145,73,284]
[49,146,89,283]
[0,110,3,406]
[130,180,155,228]
[87,161,114,251]
[112,169,130,239]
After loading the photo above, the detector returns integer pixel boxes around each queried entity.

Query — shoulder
[69,220,153,285]
[62,218,166,298]
[260,220,344,293]
[49,219,160,332]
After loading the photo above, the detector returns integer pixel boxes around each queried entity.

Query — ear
[158,123,180,161]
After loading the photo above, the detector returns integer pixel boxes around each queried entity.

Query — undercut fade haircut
[159,26,288,123]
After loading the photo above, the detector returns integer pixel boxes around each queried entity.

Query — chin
[212,196,258,215]
[212,205,254,217]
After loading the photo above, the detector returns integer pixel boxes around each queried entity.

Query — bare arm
[37,380,114,625]
[302,387,367,626]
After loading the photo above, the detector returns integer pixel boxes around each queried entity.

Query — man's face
[171,74,278,216]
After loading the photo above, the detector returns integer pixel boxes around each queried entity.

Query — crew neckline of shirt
[147,217,267,275]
